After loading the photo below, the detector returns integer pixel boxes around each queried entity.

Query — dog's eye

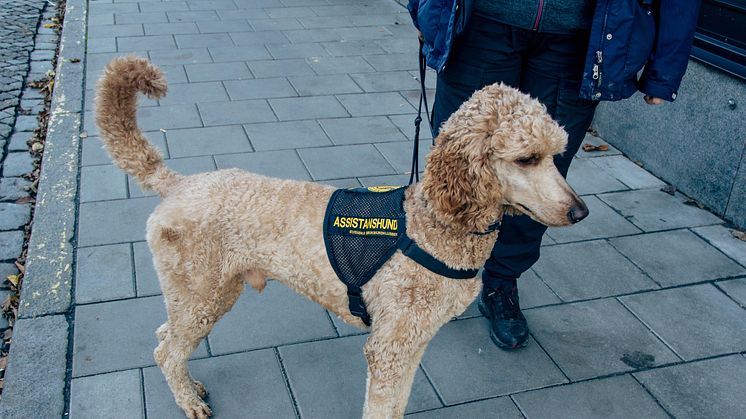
[516,155,539,165]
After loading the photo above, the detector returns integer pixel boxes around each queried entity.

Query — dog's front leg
[362,330,427,419]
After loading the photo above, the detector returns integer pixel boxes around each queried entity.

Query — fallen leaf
[69,58,81,63]
[79,131,88,139]
[6,275,19,287]
[43,23,58,28]
[660,185,676,196]
[14,262,24,275]
[2,330,10,340]
[15,196,35,204]
[582,143,609,152]
[732,230,746,241]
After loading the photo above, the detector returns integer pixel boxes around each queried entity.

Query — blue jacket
[407,0,702,101]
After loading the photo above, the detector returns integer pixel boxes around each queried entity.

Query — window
[691,0,746,79]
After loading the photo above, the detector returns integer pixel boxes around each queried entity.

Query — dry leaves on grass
[582,143,609,152]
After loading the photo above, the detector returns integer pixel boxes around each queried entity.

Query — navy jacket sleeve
[407,0,420,30]
[639,0,702,101]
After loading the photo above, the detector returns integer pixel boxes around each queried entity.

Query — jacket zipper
[532,0,544,30]
[593,0,611,94]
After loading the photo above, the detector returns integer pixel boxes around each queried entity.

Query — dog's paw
[193,380,208,399]
[184,399,212,419]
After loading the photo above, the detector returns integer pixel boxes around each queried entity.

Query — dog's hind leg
[154,273,244,419]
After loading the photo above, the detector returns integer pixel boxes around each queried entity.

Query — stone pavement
[28,0,746,417]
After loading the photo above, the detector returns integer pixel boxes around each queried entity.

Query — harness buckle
[347,288,371,326]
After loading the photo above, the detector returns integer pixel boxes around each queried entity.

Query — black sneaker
[478,285,529,349]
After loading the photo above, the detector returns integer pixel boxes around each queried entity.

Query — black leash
[409,39,433,186]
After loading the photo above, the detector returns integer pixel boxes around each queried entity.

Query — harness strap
[346,285,371,326]
[396,234,479,279]
[410,39,433,186]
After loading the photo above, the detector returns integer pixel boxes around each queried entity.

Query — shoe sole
[478,298,529,350]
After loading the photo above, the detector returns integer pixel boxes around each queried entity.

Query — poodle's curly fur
[95,56,585,419]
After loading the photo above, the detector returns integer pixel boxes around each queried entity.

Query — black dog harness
[323,186,499,326]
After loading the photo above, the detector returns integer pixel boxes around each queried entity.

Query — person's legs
[480,31,599,349]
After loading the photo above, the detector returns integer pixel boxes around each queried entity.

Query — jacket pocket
[622,4,656,77]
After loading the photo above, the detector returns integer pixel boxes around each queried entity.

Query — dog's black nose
[567,202,589,224]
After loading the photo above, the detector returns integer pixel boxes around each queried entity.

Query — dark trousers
[432,15,599,288]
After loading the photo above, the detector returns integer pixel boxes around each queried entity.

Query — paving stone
[0,263,19,284]
[214,149,310,180]
[590,155,666,189]
[159,65,190,84]
[117,35,176,52]
[620,284,746,360]
[375,139,431,173]
[327,309,368,336]
[175,32,236,49]
[199,100,276,126]
[634,355,746,419]
[566,158,628,195]
[599,189,723,232]
[130,240,162,297]
[167,10,220,22]
[513,375,669,419]
[139,1,190,12]
[269,95,348,121]
[279,334,441,417]
[420,317,567,404]
[337,26,393,41]
[148,48,213,65]
[310,4,366,16]
[73,296,208,376]
[610,230,746,287]
[546,196,642,243]
[0,230,24,260]
[129,156,217,197]
[319,115,406,145]
[158,81,229,105]
[321,178,363,189]
[717,277,746,307]
[283,27,340,43]
[143,350,296,418]
[187,0,238,11]
[532,240,657,301]
[243,120,331,151]
[116,12,169,24]
[299,143,395,180]
[297,15,353,29]
[322,39,387,56]
[80,164,128,202]
[143,21,199,35]
[0,316,68,419]
[13,115,38,132]
[388,113,434,140]
[195,19,252,34]
[75,244,135,304]
[265,6,316,18]
[575,133,621,158]
[8,131,33,151]
[229,30,289,46]
[249,17,304,31]
[350,70,420,92]
[407,397,522,419]
[363,53,417,72]
[248,58,315,78]
[166,125,252,157]
[223,78,297,100]
[87,37,117,53]
[208,281,336,354]
[70,370,144,419]
[460,269,561,318]
[693,225,746,268]
[207,45,272,62]
[286,74,360,96]
[306,55,375,74]
[185,62,252,83]
[337,92,415,116]
[78,197,160,246]
[89,23,144,38]
[136,104,203,131]
[0,203,30,231]
[525,298,679,380]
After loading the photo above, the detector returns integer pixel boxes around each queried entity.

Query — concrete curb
[0,0,86,416]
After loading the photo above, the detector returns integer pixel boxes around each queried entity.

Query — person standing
[408,0,702,349]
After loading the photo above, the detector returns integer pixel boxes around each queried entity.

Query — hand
[644,95,663,105]
[417,30,423,41]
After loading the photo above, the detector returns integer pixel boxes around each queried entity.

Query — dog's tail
[95,56,181,196]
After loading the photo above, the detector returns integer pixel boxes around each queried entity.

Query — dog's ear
[423,132,503,232]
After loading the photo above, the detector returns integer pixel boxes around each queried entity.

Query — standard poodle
[95,56,587,419]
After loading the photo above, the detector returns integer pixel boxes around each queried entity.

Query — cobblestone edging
[0,0,86,415]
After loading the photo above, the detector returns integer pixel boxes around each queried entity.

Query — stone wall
[592,60,746,229]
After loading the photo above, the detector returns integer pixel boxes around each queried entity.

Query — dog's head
[423,83,587,231]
